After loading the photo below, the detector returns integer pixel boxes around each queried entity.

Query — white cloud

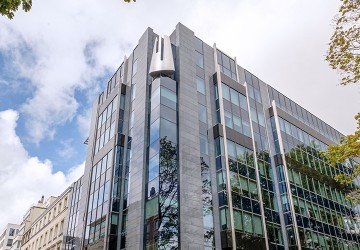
[57,139,76,159]
[0,110,84,228]
[0,0,357,142]
[77,108,92,140]
[0,0,359,230]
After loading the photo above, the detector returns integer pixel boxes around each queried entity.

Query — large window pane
[148,155,159,181]
[149,119,160,144]
[222,84,230,101]
[145,197,158,219]
[224,110,233,128]
[147,177,159,198]
[234,210,243,230]
[198,104,207,123]
[161,87,177,110]
[151,87,160,111]
[196,51,204,68]
[227,140,236,158]
[197,77,206,94]
[160,118,177,143]
[233,115,242,134]
[253,215,263,235]
[239,94,247,110]
[221,53,231,70]
[243,212,253,233]
[230,88,240,106]
[251,108,258,123]
[220,208,230,230]
[242,120,251,137]
[200,135,209,155]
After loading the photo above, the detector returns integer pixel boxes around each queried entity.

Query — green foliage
[0,0,136,20]
[326,0,360,85]
[323,113,360,202]
[285,155,352,193]
[0,0,32,19]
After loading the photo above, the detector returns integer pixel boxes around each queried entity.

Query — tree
[324,0,360,202]
[0,0,136,20]
[0,0,32,19]
[323,113,360,202]
[326,0,360,85]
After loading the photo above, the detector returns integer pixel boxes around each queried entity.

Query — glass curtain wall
[277,116,360,249]
[245,71,287,250]
[145,76,179,249]
[214,75,266,249]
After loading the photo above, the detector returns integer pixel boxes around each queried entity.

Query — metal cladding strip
[263,96,290,250]
[149,35,175,78]
[272,100,302,250]
[213,43,236,250]
[244,81,269,250]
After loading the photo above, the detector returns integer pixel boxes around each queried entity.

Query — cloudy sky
[0,0,359,229]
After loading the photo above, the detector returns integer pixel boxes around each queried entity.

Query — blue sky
[0,0,359,229]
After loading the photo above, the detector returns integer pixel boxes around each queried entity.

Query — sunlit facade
[63,23,360,250]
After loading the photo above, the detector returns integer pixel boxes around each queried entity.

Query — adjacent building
[63,23,360,250]
[20,190,70,250]
[0,224,19,250]
[63,177,83,250]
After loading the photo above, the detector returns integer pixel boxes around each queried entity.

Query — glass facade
[145,77,179,249]
[74,25,359,250]
[64,177,83,250]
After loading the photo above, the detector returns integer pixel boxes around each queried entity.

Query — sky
[0,0,359,230]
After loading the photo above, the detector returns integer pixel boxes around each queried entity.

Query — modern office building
[64,23,360,250]
[0,224,19,250]
[63,177,83,250]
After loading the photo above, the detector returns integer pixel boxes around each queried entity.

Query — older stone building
[20,190,70,250]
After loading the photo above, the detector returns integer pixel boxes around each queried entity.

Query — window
[195,51,204,68]
[45,232,48,245]
[148,155,159,181]
[132,59,138,76]
[234,210,243,230]
[200,135,209,155]
[222,84,230,101]
[224,110,233,128]
[49,228,53,242]
[54,225,58,239]
[149,119,160,145]
[9,228,15,236]
[198,104,207,123]
[243,212,253,233]
[230,88,239,106]
[161,87,177,110]
[233,115,242,134]
[160,118,177,143]
[6,239,13,246]
[196,77,205,94]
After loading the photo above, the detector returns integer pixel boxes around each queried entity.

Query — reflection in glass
[145,138,179,249]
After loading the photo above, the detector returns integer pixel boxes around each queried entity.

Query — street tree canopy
[0,0,135,19]
[0,0,32,19]
[323,113,360,202]
[325,0,360,203]
[326,0,360,85]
